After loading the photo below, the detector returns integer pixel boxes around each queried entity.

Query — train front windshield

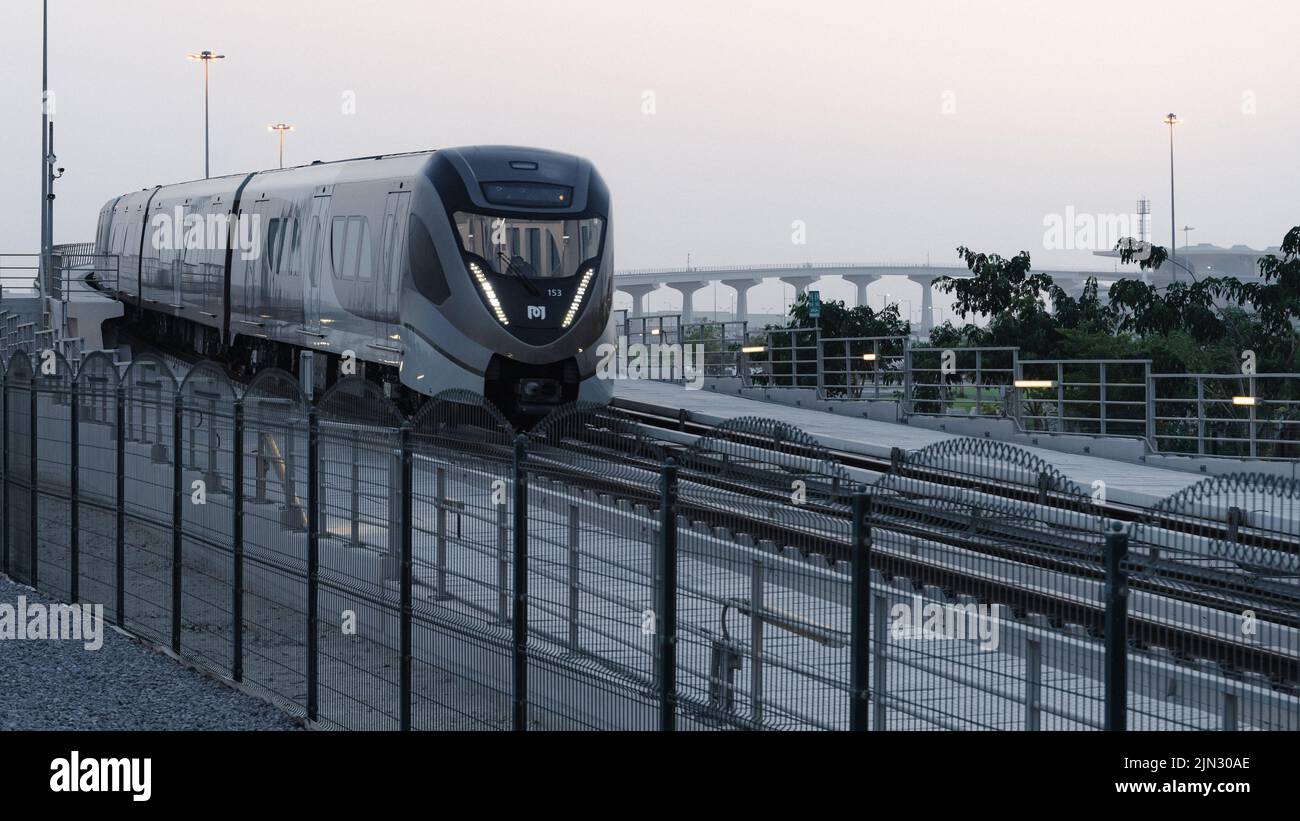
[455,212,603,279]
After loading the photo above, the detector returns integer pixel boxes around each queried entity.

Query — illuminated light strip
[741,345,766,354]
[862,353,878,361]
[1014,380,1055,389]
[469,261,509,325]
[1232,396,1257,406]
[562,268,596,328]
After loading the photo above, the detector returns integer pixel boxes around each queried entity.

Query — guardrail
[617,316,1300,460]
[1150,373,1300,460]
[0,250,119,304]
[905,345,1018,419]
[1016,359,1152,440]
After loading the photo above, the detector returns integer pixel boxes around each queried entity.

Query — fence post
[1145,373,1156,449]
[850,490,871,731]
[1104,520,1129,731]
[902,344,913,418]
[171,394,183,654]
[1196,376,1205,455]
[399,422,413,731]
[1025,637,1042,730]
[69,379,79,602]
[496,503,508,622]
[115,384,125,626]
[1054,362,1064,433]
[1098,362,1108,436]
[231,399,244,682]
[872,592,888,730]
[511,434,528,732]
[349,433,360,547]
[658,458,678,732]
[2,377,8,575]
[750,558,765,727]
[1248,374,1258,459]
[306,406,319,722]
[435,465,447,597]
[567,503,580,652]
[29,372,38,587]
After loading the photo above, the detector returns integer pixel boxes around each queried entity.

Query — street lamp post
[40,0,49,296]
[1163,113,1180,279]
[268,122,294,169]
[188,51,225,178]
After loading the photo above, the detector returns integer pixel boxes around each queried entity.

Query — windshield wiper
[497,251,541,296]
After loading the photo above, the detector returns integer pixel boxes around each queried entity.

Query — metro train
[93,145,616,421]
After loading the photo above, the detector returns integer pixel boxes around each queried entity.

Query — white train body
[94,146,615,419]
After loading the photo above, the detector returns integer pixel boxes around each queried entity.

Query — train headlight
[561,268,596,329]
[469,261,509,326]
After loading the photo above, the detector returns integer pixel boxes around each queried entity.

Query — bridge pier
[843,274,879,308]
[721,278,761,322]
[909,275,938,334]
[779,276,817,299]
[617,283,659,317]
[666,280,708,323]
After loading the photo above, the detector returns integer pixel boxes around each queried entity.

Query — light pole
[40,0,49,296]
[268,122,294,169]
[1182,225,1195,249]
[188,51,225,178]
[1163,113,1180,278]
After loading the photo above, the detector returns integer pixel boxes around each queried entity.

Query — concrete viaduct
[612,262,1109,331]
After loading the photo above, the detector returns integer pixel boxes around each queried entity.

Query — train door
[302,194,330,333]
[380,190,411,344]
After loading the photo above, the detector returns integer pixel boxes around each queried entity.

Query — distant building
[1094,242,1279,280]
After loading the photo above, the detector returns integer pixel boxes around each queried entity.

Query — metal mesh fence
[0,350,1295,732]
[871,439,1110,729]
[1126,475,1300,730]
[177,363,238,679]
[238,368,309,719]
[314,377,404,730]
[73,352,118,615]
[408,391,516,730]
[119,356,176,647]
[33,353,74,600]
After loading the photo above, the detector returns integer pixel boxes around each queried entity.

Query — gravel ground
[0,574,301,731]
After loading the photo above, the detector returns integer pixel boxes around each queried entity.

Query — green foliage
[925,228,1299,375]
[776,291,911,338]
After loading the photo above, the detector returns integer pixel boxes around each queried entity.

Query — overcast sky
[1,0,1296,317]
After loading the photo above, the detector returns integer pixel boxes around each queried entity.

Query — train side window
[265,218,284,277]
[281,217,299,276]
[381,214,394,287]
[355,217,373,281]
[331,216,350,280]
[344,217,363,280]
[308,216,321,287]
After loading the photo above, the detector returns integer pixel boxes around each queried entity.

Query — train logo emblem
[527,305,546,320]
